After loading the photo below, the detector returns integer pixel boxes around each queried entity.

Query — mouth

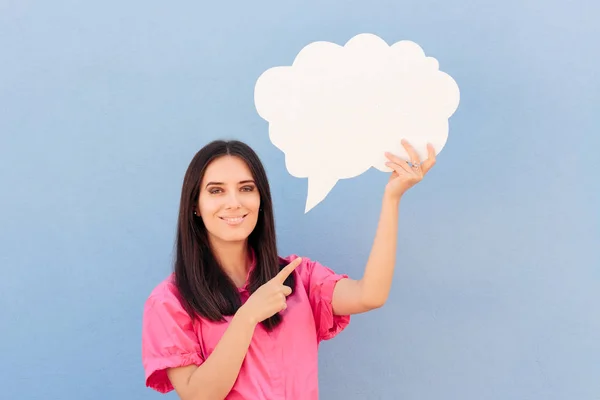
[218,214,248,226]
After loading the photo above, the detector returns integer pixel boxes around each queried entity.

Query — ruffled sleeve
[141,283,204,393]
[290,255,351,342]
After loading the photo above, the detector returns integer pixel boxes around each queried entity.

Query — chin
[209,225,256,244]
[220,231,252,243]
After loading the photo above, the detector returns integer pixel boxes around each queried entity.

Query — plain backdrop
[1,1,599,399]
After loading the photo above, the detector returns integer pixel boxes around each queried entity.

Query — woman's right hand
[238,257,302,325]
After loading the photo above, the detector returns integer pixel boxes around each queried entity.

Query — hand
[237,257,303,325]
[383,139,436,200]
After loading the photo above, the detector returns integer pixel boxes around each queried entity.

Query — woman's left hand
[383,139,436,200]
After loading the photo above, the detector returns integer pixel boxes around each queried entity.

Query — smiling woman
[141,138,435,400]
[199,157,263,256]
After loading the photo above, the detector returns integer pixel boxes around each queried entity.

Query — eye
[208,187,223,194]
[241,185,255,192]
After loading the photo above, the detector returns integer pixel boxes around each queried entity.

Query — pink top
[141,254,350,399]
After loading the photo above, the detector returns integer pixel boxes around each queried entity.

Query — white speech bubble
[254,33,460,213]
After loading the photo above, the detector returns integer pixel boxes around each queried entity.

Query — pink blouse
[141,254,351,399]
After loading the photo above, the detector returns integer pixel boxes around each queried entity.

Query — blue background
[1,0,599,399]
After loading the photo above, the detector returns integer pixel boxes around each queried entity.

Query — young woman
[141,139,436,399]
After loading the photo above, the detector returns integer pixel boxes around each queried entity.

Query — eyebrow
[205,180,255,188]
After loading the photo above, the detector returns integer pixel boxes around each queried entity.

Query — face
[197,155,261,245]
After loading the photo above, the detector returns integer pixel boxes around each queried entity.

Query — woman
[141,139,435,399]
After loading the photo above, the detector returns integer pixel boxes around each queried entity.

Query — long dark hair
[173,139,294,331]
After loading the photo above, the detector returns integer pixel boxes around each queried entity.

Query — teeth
[222,217,244,223]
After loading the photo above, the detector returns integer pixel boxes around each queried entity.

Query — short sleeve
[291,256,351,342]
[142,288,204,393]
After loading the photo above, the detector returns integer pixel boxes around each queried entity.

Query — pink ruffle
[311,274,351,342]
[145,352,203,393]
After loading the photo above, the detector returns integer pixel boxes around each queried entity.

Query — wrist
[382,191,402,207]
[235,305,258,328]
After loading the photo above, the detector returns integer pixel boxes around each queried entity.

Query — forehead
[202,156,253,183]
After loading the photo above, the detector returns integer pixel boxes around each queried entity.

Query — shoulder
[278,254,335,281]
[146,273,177,299]
[278,254,311,272]
[279,253,346,287]
[143,273,186,315]
[142,273,199,341]
[278,254,330,271]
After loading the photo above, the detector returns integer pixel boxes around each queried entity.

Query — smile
[219,214,248,225]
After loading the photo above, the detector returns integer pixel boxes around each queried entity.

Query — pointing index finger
[274,257,302,283]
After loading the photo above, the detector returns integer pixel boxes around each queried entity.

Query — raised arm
[332,140,436,315]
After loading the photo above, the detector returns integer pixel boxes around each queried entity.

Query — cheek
[198,196,220,217]
[243,193,261,226]
[248,193,261,210]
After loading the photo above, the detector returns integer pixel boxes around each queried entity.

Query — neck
[209,237,249,287]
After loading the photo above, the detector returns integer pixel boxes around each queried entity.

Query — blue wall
[1,1,599,399]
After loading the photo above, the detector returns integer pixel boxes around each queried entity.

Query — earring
[193,211,197,215]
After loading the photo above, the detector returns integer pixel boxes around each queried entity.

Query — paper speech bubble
[254,33,460,212]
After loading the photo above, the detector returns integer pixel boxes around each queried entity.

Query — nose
[224,190,242,210]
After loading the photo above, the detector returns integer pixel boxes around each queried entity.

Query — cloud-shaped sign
[254,33,460,213]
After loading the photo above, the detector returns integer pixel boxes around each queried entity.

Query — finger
[401,139,421,165]
[274,257,302,283]
[384,151,410,169]
[385,161,411,175]
[420,143,437,174]
[277,292,288,311]
[282,285,292,296]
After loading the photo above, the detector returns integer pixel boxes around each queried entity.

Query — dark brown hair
[173,139,294,331]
